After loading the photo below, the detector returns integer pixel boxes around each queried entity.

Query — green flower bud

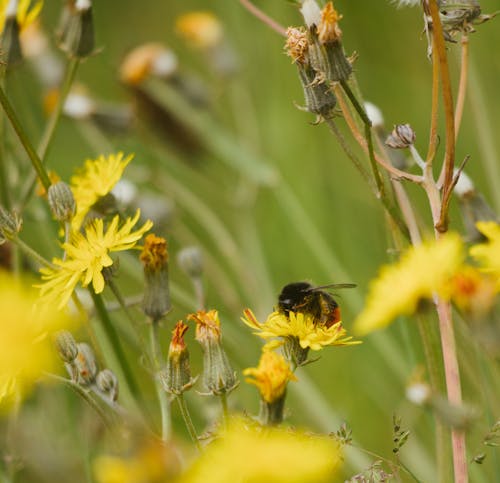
[0,207,22,243]
[96,369,119,402]
[48,182,76,222]
[57,0,95,58]
[54,330,78,363]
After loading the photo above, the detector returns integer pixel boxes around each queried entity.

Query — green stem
[177,394,201,451]
[89,289,144,411]
[220,392,229,425]
[0,85,51,190]
[11,237,54,268]
[149,321,172,441]
[0,76,9,209]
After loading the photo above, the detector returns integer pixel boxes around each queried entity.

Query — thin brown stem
[333,84,422,184]
[239,0,287,37]
[454,35,469,142]
[428,0,456,232]
[426,41,440,163]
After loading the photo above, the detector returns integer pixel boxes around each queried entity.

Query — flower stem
[239,0,287,36]
[220,392,229,425]
[0,85,51,190]
[89,289,144,412]
[11,237,54,268]
[454,35,469,141]
[148,321,172,441]
[426,39,440,164]
[176,394,201,451]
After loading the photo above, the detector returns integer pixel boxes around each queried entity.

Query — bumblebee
[278,281,356,328]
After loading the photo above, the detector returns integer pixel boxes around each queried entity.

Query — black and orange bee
[277,282,356,328]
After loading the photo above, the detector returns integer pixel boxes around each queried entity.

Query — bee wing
[306,283,357,292]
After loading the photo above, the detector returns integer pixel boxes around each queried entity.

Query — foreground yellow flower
[71,152,133,231]
[0,270,72,408]
[243,309,359,351]
[0,0,42,32]
[38,210,152,309]
[244,350,297,404]
[354,233,464,336]
[182,418,341,483]
[470,221,500,288]
[176,12,223,49]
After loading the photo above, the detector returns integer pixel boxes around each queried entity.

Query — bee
[278,281,356,328]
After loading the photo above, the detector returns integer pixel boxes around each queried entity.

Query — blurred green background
[4,0,500,481]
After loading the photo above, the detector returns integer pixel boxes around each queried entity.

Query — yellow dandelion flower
[0,270,72,408]
[0,0,42,32]
[176,11,223,49]
[470,221,500,288]
[182,417,341,483]
[243,350,297,404]
[38,210,152,310]
[354,233,464,336]
[242,309,359,351]
[70,152,133,231]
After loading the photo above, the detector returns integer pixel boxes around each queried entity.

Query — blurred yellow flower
[243,350,297,404]
[0,0,42,32]
[242,309,359,351]
[470,221,500,288]
[176,12,223,49]
[354,233,464,336]
[182,418,341,483]
[0,270,72,408]
[71,152,133,231]
[38,210,152,309]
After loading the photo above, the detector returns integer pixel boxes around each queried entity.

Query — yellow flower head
[285,27,309,64]
[354,233,464,336]
[243,350,297,404]
[470,221,500,288]
[0,0,42,33]
[38,210,153,310]
[182,418,341,483]
[188,309,221,343]
[317,2,342,44]
[0,270,72,408]
[140,233,168,272]
[71,152,133,231]
[242,309,359,351]
[176,11,223,49]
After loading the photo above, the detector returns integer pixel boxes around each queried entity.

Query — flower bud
[0,207,22,243]
[140,234,171,322]
[96,368,119,402]
[0,9,22,66]
[188,310,238,396]
[385,124,416,149]
[48,181,76,222]
[243,350,297,425]
[57,0,95,58]
[177,246,204,279]
[161,321,196,395]
[54,330,79,363]
[74,342,98,386]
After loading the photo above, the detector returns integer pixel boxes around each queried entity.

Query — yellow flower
[0,0,42,32]
[242,309,359,351]
[176,12,223,49]
[354,233,464,336]
[470,221,500,288]
[71,152,133,231]
[182,418,341,483]
[38,210,152,310]
[243,350,297,404]
[0,270,72,408]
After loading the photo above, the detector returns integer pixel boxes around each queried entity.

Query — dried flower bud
[317,2,343,44]
[57,0,95,58]
[243,350,297,425]
[188,310,238,395]
[140,234,171,321]
[0,207,22,243]
[161,321,195,395]
[74,342,98,386]
[54,330,79,363]
[96,369,119,402]
[285,27,309,65]
[48,181,76,222]
[297,63,337,117]
[120,43,178,86]
[385,124,416,149]
[177,246,204,279]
